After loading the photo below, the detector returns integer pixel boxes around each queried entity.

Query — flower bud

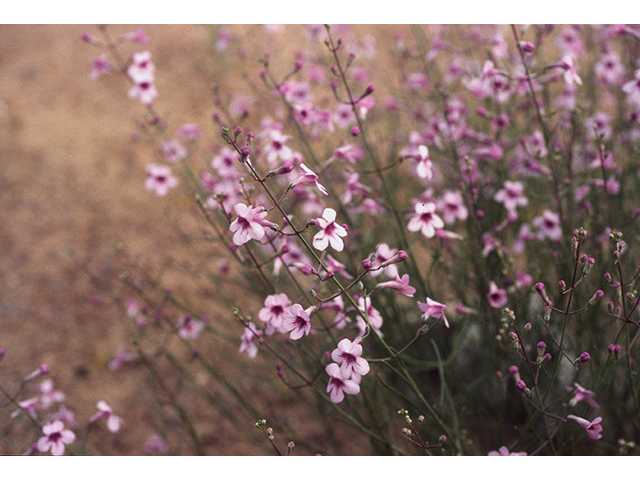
[362,258,372,270]
[351,126,361,137]
[509,365,520,382]
[576,352,591,363]
[608,344,621,358]
[537,341,546,361]
[589,290,604,306]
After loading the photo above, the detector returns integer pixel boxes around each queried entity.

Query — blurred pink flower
[418,297,449,328]
[37,421,75,456]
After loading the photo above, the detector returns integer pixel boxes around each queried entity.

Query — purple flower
[567,415,603,440]
[533,210,563,242]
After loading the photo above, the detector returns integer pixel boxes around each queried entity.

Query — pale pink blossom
[594,52,625,86]
[438,190,468,224]
[331,338,370,379]
[127,51,155,83]
[407,202,444,239]
[281,304,314,340]
[161,139,188,163]
[38,379,65,409]
[258,293,291,335]
[263,130,294,165]
[128,79,158,105]
[417,297,449,328]
[369,243,399,278]
[90,54,112,80]
[494,181,528,216]
[567,383,600,409]
[37,421,75,456]
[325,363,360,403]
[122,28,150,45]
[239,322,261,358]
[229,203,274,246]
[176,314,204,340]
[145,164,178,196]
[292,163,328,196]
[376,274,416,297]
[533,210,563,242]
[567,415,603,440]
[622,77,640,106]
[355,296,383,336]
[313,208,347,252]
[89,400,123,433]
[488,446,527,456]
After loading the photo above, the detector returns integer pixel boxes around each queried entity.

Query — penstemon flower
[89,400,123,433]
[144,164,178,196]
[418,297,449,328]
[258,293,291,335]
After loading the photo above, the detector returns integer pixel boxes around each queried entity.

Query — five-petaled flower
[325,363,360,403]
[229,203,275,246]
[258,293,291,335]
[407,202,444,239]
[487,282,508,309]
[331,338,370,379]
[417,297,449,328]
[37,420,76,456]
[567,415,603,440]
[145,164,178,196]
[313,208,348,252]
[281,304,315,340]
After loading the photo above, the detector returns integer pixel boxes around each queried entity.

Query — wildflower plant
[3,23,640,456]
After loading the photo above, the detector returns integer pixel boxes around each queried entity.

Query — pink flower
[10,397,40,419]
[369,243,399,278]
[90,54,112,80]
[567,383,600,409]
[567,415,603,440]
[594,52,625,86]
[331,338,370,379]
[412,145,434,180]
[145,164,178,196]
[229,203,274,246]
[533,210,563,242]
[622,77,640,106]
[89,400,123,433]
[161,139,188,163]
[487,282,508,309]
[38,379,65,409]
[488,446,527,456]
[355,296,384,336]
[438,190,468,224]
[376,274,416,297]
[553,55,582,86]
[313,208,348,252]
[127,51,155,83]
[263,130,294,165]
[258,293,291,335]
[494,181,528,215]
[122,28,150,45]
[417,297,449,328]
[239,322,261,358]
[281,304,314,340]
[292,163,328,196]
[325,363,360,403]
[176,314,204,340]
[108,347,138,371]
[407,202,444,239]
[37,420,75,456]
[144,435,168,455]
[128,79,158,105]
